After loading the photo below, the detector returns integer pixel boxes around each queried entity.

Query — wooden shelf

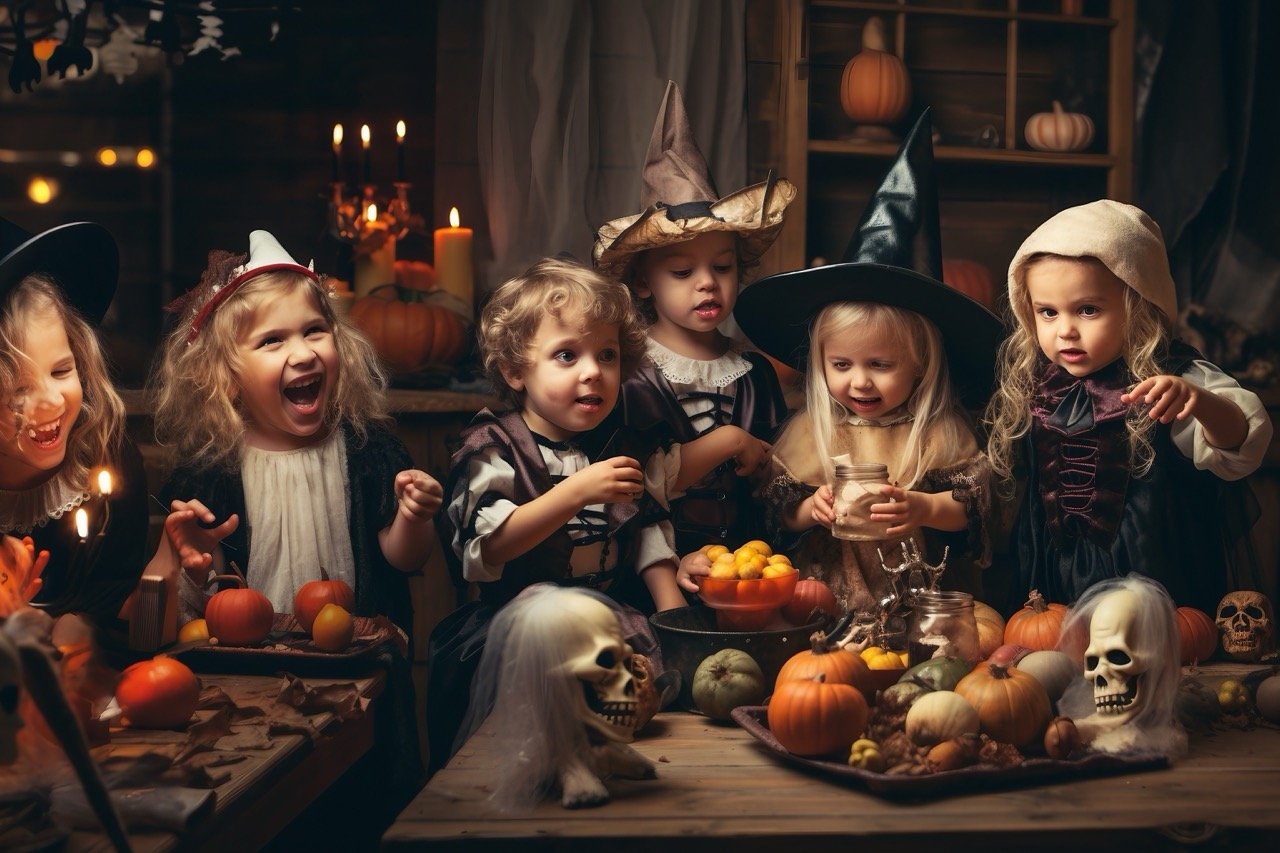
[811,0,1118,27]
[809,139,1115,166]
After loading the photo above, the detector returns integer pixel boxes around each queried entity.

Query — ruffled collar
[840,407,914,427]
[1033,359,1130,435]
[0,467,92,535]
[645,337,752,387]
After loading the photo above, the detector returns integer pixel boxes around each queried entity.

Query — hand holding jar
[831,462,892,541]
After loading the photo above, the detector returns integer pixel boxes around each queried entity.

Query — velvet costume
[619,348,787,552]
[427,408,670,773]
[1012,342,1260,615]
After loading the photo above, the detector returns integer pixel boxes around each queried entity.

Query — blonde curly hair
[479,257,648,409]
[0,276,125,491]
[984,254,1168,487]
[149,261,387,471]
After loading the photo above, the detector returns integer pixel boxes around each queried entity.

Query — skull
[0,630,22,764]
[1215,590,1275,662]
[555,594,638,743]
[627,653,660,731]
[1083,589,1148,726]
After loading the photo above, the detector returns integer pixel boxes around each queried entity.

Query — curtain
[477,0,747,293]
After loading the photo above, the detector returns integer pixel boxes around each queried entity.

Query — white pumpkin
[904,690,980,746]
[1025,101,1095,152]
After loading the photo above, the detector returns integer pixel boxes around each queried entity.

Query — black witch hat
[734,109,1004,407]
[0,217,118,323]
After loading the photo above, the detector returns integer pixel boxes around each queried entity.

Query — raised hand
[394,469,444,523]
[1121,374,1198,424]
[566,455,645,506]
[164,499,239,582]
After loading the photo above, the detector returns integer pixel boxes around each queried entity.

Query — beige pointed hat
[593,80,796,280]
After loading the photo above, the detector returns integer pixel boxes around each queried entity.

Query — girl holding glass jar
[736,111,1001,615]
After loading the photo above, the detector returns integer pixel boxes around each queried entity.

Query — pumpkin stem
[808,630,837,654]
[319,565,330,582]
[1024,589,1049,613]
[986,662,1012,679]
[861,16,888,52]
[206,573,247,591]
[1051,99,1065,114]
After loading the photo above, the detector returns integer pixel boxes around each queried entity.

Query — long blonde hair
[984,254,1169,486]
[805,302,967,488]
[0,276,125,490]
[150,266,387,471]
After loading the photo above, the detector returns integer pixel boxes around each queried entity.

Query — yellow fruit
[742,539,772,557]
[709,561,740,580]
[705,545,730,561]
[178,618,210,644]
[864,649,905,670]
[860,646,885,663]
[766,553,792,566]
[311,603,355,652]
[898,651,911,667]
[762,563,794,579]
[737,553,767,577]
[698,544,713,555]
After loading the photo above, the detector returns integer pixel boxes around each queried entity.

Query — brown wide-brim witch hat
[593,80,796,281]
[0,217,118,324]
[734,109,1005,408]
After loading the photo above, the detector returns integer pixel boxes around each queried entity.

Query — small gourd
[776,630,876,698]
[1016,650,1079,703]
[840,17,911,127]
[1025,101,1095,152]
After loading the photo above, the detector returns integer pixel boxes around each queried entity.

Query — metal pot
[650,606,830,712]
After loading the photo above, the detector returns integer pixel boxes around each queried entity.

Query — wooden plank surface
[385,663,1280,851]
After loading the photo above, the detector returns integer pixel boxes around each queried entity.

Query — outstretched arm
[379,469,444,572]
[673,425,770,492]
[1123,375,1248,451]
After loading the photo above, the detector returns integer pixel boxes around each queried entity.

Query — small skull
[556,594,638,743]
[1215,590,1275,662]
[1084,589,1147,726]
[627,653,660,730]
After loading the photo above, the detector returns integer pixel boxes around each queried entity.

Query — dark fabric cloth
[427,408,668,774]
[1009,344,1251,616]
[617,350,787,553]
[22,437,149,639]
[159,420,423,804]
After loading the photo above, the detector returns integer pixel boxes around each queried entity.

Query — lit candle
[98,469,113,496]
[434,207,474,314]
[75,507,89,541]
[360,123,371,185]
[331,123,344,182]
[396,120,406,182]
[354,203,396,298]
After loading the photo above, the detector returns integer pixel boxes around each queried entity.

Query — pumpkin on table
[1175,606,1218,665]
[776,630,876,699]
[768,673,869,757]
[972,599,1006,659]
[954,661,1053,748]
[349,285,469,373]
[1004,589,1069,651]
[204,575,274,647]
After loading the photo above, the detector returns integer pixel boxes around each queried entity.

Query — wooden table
[385,663,1280,851]
[65,671,382,852]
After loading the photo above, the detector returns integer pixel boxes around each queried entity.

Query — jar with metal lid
[906,590,980,667]
[831,462,891,541]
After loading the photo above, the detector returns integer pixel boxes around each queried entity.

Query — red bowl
[697,568,798,611]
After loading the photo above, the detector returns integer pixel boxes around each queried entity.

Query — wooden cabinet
[747,0,1135,295]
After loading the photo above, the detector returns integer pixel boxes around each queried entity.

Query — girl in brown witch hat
[594,81,796,573]
[0,217,149,632]
[732,110,1003,615]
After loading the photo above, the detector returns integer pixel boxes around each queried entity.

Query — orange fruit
[766,553,792,566]
[177,618,210,644]
[311,603,355,652]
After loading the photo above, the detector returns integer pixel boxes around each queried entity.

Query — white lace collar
[0,467,92,535]
[645,337,752,388]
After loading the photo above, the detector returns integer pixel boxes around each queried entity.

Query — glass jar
[906,590,980,667]
[831,462,890,541]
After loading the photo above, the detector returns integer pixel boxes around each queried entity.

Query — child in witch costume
[429,258,751,773]
[0,217,148,633]
[985,200,1272,614]
[595,81,794,572]
[732,111,1003,613]
[147,230,441,831]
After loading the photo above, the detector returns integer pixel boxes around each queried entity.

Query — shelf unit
[749,0,1135,293]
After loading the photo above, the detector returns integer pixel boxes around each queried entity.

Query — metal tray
[171,613,403,675]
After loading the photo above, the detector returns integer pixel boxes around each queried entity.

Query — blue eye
[554,350,576,364]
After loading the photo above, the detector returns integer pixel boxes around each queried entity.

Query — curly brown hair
[479,257,647,409]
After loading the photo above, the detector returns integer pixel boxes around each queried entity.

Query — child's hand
[1122,375,1199,424]
[810,484,835,527]
[733,436,772,477]
[566,456,645,505]
[869,485,923,537]
[394,469,444,523]
[164,499,239,583]
[677,550,712,593]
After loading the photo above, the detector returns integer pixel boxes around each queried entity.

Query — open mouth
[849,396,882,410]
[694,299,722,320]
[26,416,63,449]
[575,394,604,411]
[283,375,323,410]
[1094,674,1140,714]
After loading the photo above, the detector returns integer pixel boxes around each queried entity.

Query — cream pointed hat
[185,230,317,342]
[593,81,796,281]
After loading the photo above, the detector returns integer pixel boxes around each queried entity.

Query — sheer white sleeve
[1170,360,1273,480]
[635,518,678,574]
[643,443,683,508]
[445,447,520,583]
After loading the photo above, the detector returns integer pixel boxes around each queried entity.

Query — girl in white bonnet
[985,200,1272,614]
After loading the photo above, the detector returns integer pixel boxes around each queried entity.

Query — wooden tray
[172,613,403,675]
[730,706,1169,799]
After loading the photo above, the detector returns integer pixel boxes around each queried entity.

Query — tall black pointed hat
[0,217,118,323]
[735,109,1003,407]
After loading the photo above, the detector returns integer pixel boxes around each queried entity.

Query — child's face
[821,321,917,420]
[0,306,82,489]
[504,308,621,442]
[637,232,738,340]
[1025,257,1128,377]
[234,286,339,451]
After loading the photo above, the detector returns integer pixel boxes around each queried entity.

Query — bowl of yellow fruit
[695,540,799,612]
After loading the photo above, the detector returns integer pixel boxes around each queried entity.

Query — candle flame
[75,508,89,539]
[98,469,113,496]
[333,123,343,147]
[360,124,371,149]
[366,203,378,223]
[449,207,460,228]
[396,120,406,141]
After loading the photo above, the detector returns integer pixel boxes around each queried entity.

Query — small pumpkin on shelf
[1024,100,1095,153]
[349,284,469,373]
[1174,605,1217,665]
[840,16,911,136]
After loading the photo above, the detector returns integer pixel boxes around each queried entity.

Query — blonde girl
[985,200,1271,613]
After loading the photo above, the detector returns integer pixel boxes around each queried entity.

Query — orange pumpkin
[776,631,876,698]
[116,656,200,730]
[204,576,275,647]
[293,575,356,633]
[942,259,996,310]
[768,673,869,756]
[840,17,911,127]
[1024,100,1095,152]
[394,259,437,293]
[954,662,1052,748]
[350,285,469,373]
[1004,589,1069,651]
[973,599,1007,660]
[781,577,840,625]
[1175,606,1217,665]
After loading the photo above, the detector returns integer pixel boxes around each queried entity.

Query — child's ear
[499,365,524,393]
